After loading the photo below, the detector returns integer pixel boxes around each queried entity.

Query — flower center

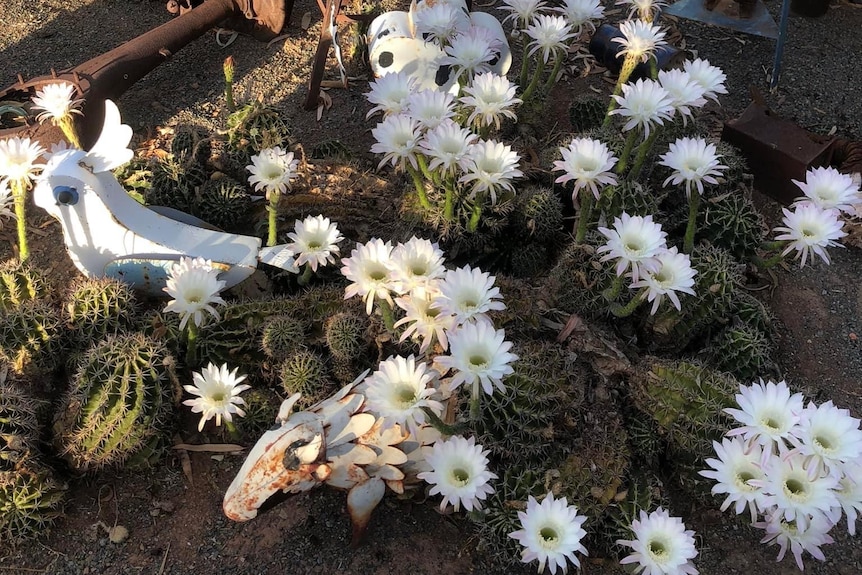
[814,434,835,453]
[411,263,427,276]
[539,526,559,549]
[265,169,283,180]
[734,469,757,491]
[647,539,670,563]
[469,355,488,369]
[308,241,322,250]
[784,477,808,500]
[759,413,783,433]
[394,384,418,408]
[450,468,470,487]
[210,392,226,406]
[800,227,816,239]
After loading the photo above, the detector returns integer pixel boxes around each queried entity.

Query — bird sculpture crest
[34,100,297,296]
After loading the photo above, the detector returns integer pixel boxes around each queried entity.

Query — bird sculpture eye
[52,185,79,206]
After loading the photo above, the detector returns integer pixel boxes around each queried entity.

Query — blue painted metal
[771,0,793,89]
[663,0,779,39]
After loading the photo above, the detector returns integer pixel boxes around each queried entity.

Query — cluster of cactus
[646,244,742,351]
[0,462,66,544]
[194,177,252,231]
[113,156,153,202]
[470,341,584,467]
[707,323,775,381]
[491,275,544,338]
[0,259,50,312]
[714,141,751,187]
[0,300,66,375]
[544,237,618,319]
[596,180,661,222]
[279,349,332,408]
[568,94,607,132]
[54,333,174,471]
[514,186,564,244]
[64,277,138,345]
[226,100,291,156]
[700,189,766,259]
[171,125,212,165]
[146,154,207,212]
[237,387,281,437]
[628,357,738,461]
[729,290,774,336]
[260,315,307,363]
[324,312,372,383]
[0,376,41,470]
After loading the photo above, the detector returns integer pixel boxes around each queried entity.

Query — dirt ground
[2,0,862,573]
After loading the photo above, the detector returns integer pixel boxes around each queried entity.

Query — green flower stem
[574,189,594,242]
[615,129,640,175]
[225,419,238,436]
[683,191,702,254]
[266,190,280,247]
[407,164,431,210]
[759,240,785,252]
[11,179,28,262]
[628,129,660,181]
[416,154,433,181]
[421,406,465,437]
[443,179,455,222]
[610,289,646,318]
[648,57,658,80]
[603,54,638,128]
[520,59,546,104]
[519,37,531,88]
[378,299,396,334]
[58,116,82,149]
[753,249,787,270]
[297,263,314,286]
[469,384,482,421]
[542,53,564,95]
[602,274,624,301]
[467,202,483,232]
[185,322,198,366]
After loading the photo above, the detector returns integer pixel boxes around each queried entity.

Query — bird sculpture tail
[258,245,300,273]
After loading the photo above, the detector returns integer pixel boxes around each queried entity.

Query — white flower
[792,166,861,213]
[246,146,299,198]
[597,213,667,282]
[433,264,505,326]
[755,507,834,571]
[394,287,456,353]
[834,461,862,535]
[500,0,547,29]
[388,236,447,294]
[163,256,227,330]
[417,435,497,512]
[683,58,727,102]
[407,89,456,130]
[618,507,699,575]
[509,492,589,575]
[609,79,675,139]
[699,437,768,523]
[0,180,15,224]
[365,71,416,119]
[435,321,517,398]
[553,137,618,200]
[419,119,478,176]
[525,15,575,64]
[789,400,862,472]
[414,2,469,43]
[370,114,422,171]
[657,69,707,126]
[659,137,727,198]
[30,82,84,123]
[341,238,397,315]
[630,247,696,314]
[441,27,500,80]
[773,203,846,267]
[460,72,522,131]
[725,379,805,453]
[285,215,343,272]
[613,19,667,63]
[459,139,523,203]
[363,355,443,437]
[183,362,251,431]
[616,0,667,21]
[555,0,605,33]
[0,137,45,184]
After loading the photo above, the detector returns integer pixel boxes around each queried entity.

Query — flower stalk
[683,191,701,253]
[224,56,236,113]
[628,129,660,180]
[407,164,431,210]
[520,60,546,104]
[603,55,639,127]
[574,190,594,242]
[266,191,280,247]
[186,322,198,366]
[542,54,563,95]
[11,179,28,261]
[297,263,314,286]
[610,289,646,317]
[615,129,640,175]
[467,202,483,232]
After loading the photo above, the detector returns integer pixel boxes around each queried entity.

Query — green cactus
[508,242,549,278]
[568,94,607,132]
[708,323,775,382]
[279,350,331,408]
[0,376,41,470]
[171,125,212,165]
[714,141,750,188]
[0,462,66,544]
[237,387,281,437]
[596,180,661,222]
[0,259,50,312]
[226,100,292,155]
[492,274,544,338]
[54,333,174,471]
[324,312,368,363]
[590,475,669,558]
[311,139,352,160]
[629,358,737,459]
[514,186,564,243]
[730,290,774,337]
[113,156,153,203]
[582,125,628,161]
[64,276,138,345]
[260,315,307,362]
[194,177,252,231]
[0,300,66,375]
[544,237,619,320]
[470,341,584,467]
[700,189,766,259]
[147,156,195,211]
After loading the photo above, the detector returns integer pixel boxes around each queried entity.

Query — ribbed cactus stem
[224,56,236,112]
[11,180,28,262]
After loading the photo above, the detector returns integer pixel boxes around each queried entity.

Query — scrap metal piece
[663,0,778,39]
[721,103,835,204]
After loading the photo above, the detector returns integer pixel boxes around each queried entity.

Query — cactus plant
[54,333,174,471]
[596,180,660,222]
[0,462,66,544]
[278,350,332,408]
[237,387,281,437]
[113,156,153,202]
[0,374,41,470]
[226,100,292,156]
[729,290,774,337]
[514,186,564,243]
[544,237,619,319]
[714,141,750,188]
[171,125,212,165]
[260,315,307,362]
[64,276,138,345]
[0,300,66,375]
[147,154,206,211]
[194,177,252,231]
[700,189,766,259]
[568,94,607,132]
[324,312,368,363]
[0,259,50,312]
[707,323,775,381]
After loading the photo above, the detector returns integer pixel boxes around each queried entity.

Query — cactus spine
[65,277,138,345]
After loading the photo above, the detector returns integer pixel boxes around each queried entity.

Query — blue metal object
[663,0,778,39]
[771,0,793,89]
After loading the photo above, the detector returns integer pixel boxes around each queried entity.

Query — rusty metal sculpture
[0,0,288,149]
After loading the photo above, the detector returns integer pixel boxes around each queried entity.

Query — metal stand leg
[771,0,792,89]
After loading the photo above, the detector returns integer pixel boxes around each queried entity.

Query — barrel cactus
[260,315,307,363]
[226,100,291,155]
[0,259,50,312]
[0,462,66,544]
[64,276,138,345]
[279,350,331,409]
[514,186,564,243]
[54,333,174,471]
[568,94,607,132]
[195,177,252,231]
[0,375,41,470]
[0,300,66,375]
[707,323,775,382]
[171,125,212,165]
[700,190,766,259]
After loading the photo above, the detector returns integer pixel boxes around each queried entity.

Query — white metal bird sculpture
[33,100,297,296]
[223,372,437,543]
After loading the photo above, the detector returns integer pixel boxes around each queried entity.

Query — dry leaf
[301,11,312,30]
